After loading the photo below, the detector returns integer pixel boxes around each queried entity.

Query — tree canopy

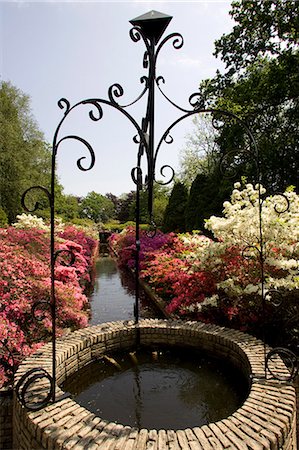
[178,115,220,188]
[162,182,188,233]
[197,0,299,194]
[214,0,299,76]
[0,81,52,222]
[79,191,115,224]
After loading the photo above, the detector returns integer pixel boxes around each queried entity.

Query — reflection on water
[63,346,249,430]
[88,249,161,325]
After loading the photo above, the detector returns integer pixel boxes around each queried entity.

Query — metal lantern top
[130,10,173,44]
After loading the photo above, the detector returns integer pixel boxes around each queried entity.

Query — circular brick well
[13,319,297,449]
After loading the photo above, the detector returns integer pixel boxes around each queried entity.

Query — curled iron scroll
[155,32,184,61]
[15,367,54,411]
[0,339,17,384]
[265,348,298,382]
[54,249,76,267]
[155,165,175,186]
[82,99,103,121]
[108,78,149,108]
[55,136,95,172]
[21,186,51,212]
[58,98,71,115]
[264,289,284,308]
[131,166,143,189]
[273,193,290,215]
[219,148,254,180]
[129,25,152,70]
[189,92,205,110]
[108,83,124,105]
[146,217,157,238]
[241,245,262,264]
[31,300,52,323]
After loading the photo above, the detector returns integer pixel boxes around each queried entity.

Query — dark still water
[88,250,162,324]
[62,346,249,430]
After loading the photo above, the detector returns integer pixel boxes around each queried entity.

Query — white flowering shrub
[13,213,49,230]
[54,217,65,233]
[204,182,299,300]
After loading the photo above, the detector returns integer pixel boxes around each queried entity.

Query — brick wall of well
[13,319,297,450]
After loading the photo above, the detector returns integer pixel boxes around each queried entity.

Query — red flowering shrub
[111,228,279,331]
[0,225,97,387]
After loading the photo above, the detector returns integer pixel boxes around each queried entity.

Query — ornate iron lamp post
[4,10,297,411]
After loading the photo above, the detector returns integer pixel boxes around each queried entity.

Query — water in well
[63,247,249,430]
[62,346,248,430]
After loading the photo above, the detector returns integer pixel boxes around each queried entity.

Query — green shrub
[0,208,8,227]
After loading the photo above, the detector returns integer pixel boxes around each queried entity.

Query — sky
[1,0,234,197]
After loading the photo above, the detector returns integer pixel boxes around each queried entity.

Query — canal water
[88,246,162,324]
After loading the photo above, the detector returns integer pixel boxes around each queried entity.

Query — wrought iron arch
[2,10,297,410]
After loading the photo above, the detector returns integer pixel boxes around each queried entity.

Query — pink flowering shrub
[0,225,97,387]
[109,227,174,270]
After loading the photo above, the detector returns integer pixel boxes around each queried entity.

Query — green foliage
[116,191,136,222]
[197,0,299,193]
[214,0,299,75]
[79,191,115,223]
[0,81,52,222]
[0,208,8,227]
[69,217,96,228]
[178,115,220,188]
[162,182,188,233]
[185,172,232,233]
[56,192,80,221]
[126,184,170,227]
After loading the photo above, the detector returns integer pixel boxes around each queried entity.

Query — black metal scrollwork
[31,300,52,323]
[54,248,76,267]
[266,348,298,382]
[272,193,290,215]
[82,99,103,122]
[155,32,184,59]
[21,186,51,212]
[155,165,175,186]
[12,11,297,414]
[131,166,143,189]
[265,289,284,308]
[15,368,54,411]
[0,340,18,387]
[189,93,205,110]
[58,98,71,115]
[55,136,96,172]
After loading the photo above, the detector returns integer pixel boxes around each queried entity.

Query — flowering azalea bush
[13,213,49,230]
[0,220,97,387]
[109,227,174,270]
[204,183,299,303]
[113,184,299,342]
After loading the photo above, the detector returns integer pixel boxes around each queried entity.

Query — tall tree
[162,182,188,233]
[178,115,220,188]
[199,0,299,192]
[79,191,115,223]
[214,0,299,77]
[0,82,52,221]
[185,172,232,233]
[116,191,136,223]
